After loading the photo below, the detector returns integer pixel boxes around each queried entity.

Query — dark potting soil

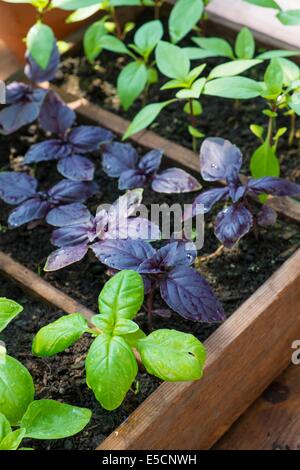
[53,46,300,184]
[0,104,300,449]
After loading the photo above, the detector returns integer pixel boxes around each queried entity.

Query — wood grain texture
[0,39,19,80]
[98,248,300,450]
[214,364,300,450]
[0,251,94,320]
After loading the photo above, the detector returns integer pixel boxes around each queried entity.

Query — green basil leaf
[277,58,300,86]
[66,5,100,23]
[0,429,25,451]
[84,20,107,63]
[21,400,91,439]
[118,62,148,110]
[242,0,280,9]
[32,313,88,357]
[26,23,55,70]
[192,37,234,59]
[113,319,139,336]
[209,59,261,79]
[0,298,23,333]
[91,313,114,334]
[137,329,206,381]
[264,58,283,95]
[134,20,163,56]
[176,77,206,99]
[123,100,175,139]
[122,328,146,348]
[256,50,300,60]
[277,10,300,25]
[155,41,190,80]
[169,0,204,44]
[86,334,138,410]
[52,0,100,9]
[99,35,131,55]
[204,76,263,99]
[235,27,255,59]
[0,413,11,443]
[250,141,280,178]
[290,91,300,116]
[98,270,144,321]
[0,356,34,426]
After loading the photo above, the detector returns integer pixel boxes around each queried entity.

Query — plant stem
[289,112,296,146]
[188,98,198,153]
[196,245,225,266]
[267,114,275,147]
[154,0,161,19]
[111,6,122,39]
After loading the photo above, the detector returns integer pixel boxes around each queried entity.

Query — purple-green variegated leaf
[257,205,277,227]
[39,90,75,136]
[44,244,89,271]
[160,267,225,322]
[118,170,148,190]
[51,224,92,248]
[214,204,253,248]
[200,138,242,182]
[102,142,139,177]
[57,155,95,181]
[24,140,71,164]
[0,172,37,204]
[47,180,98,204]
[25,43,60,84]
[68,126,113,153]
[46,203,92,227]
[8,199,49,228]
[248,177,300,197]
[152,168,201,193]
[138,149,163,174]
[91,239,155,271]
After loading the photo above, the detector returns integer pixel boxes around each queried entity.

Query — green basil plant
[0,297,91,450]
[32,270,206,411]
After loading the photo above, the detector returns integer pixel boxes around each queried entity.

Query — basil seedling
[32,270,207,410]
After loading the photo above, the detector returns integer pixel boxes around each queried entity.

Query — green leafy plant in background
[86,20,163,109]
[250,57,300,178]
[123,40,264,151]
[0,297,91,449]
[243,0,300,26]
[32,270,206,411]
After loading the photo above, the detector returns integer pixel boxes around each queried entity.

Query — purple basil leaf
[248,177,300,197]
[51,224,92,248]
[107,189,143,227]
[152,168,201,193]
[46,203,92,227]
[214,204,253,248]
[102,142,139,177]
[44,244,89,271]
[57,155,95,181]
[118,170,147,190]
[188,187,229,218]
[8,199,49,228]
[228,183,246,203]
[105,217,160,241]
[25,43,60,83]
[0,172,37,204]
[39,90,75,136]
[169,235,197,265]
[68,126,113,153]
[257,205,277,227]
[200,138,242,182]
[24,139,71,164]
[5,82,30,104]
[91,239,155,270]
[138,242,193,274]
[138,149,163,174]
[0,88,46,135]
[160,266,225,322]
[48,180,98,204]
[153,308,172,319]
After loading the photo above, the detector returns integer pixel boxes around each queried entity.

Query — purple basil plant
[185,138,300,248]
[44,189,161,271]
[93,238,225,323]
[0,171,98,228]
[102,142,201,193]
[0,44,59,134]
[24,90,113,181]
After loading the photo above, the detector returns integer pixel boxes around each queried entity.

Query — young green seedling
[242,0,300,26]
[250,58,300,178]
[0,297,91,449]
[32,270,206,411]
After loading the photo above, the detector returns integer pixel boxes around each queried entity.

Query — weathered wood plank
[214,364,300,450]
[98,248,300,450]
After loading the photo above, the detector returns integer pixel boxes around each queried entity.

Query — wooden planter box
[1,1,300,450]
